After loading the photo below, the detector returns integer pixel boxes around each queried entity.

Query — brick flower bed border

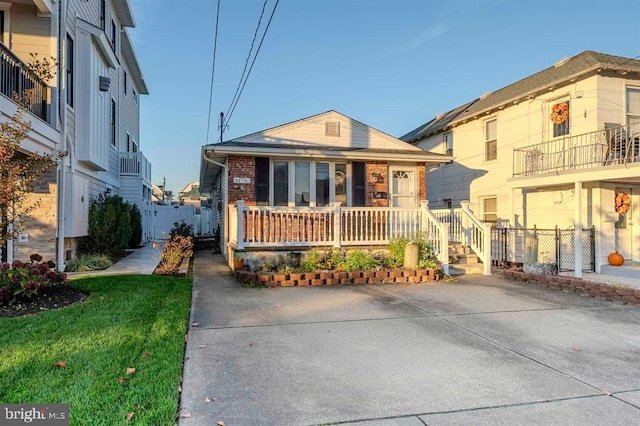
[500,269,640,305]
[236,268,442,287]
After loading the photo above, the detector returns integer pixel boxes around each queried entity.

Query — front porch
[227,201,493,276]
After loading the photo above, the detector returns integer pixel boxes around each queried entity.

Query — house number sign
[233,177,251,184]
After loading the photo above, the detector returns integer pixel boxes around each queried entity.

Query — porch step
[449,253,479,264]
[449,244,473,255]
[449,263,485,276]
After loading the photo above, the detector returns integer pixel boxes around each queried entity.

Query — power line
[223,0,280,133]
[224,0,269,121]
[205,0,222,144]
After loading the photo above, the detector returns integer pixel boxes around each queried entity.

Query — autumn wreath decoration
[615,192,631,215]
[550,102,569,124]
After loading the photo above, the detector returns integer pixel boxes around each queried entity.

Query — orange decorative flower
[550,102,569,124]
[615,192,631,215]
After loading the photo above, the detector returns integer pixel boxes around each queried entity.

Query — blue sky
[128,0,640,195]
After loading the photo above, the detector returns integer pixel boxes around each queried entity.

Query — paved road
[180,252,640,425]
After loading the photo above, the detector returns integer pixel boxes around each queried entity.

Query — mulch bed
[0,286,88,318]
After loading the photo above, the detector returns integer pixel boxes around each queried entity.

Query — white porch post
[236,200,245,250]
[460,200,470,246]
[6,224,14,264]
[332,202,342,248]
[574,181,583,278]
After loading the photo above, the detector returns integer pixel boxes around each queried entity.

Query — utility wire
[224,0,269,121]
[205,0,222,144]
[223,0,280,131]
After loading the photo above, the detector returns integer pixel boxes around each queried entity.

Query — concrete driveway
[179,252,640,425]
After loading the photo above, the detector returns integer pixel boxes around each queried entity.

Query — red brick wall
[365,161,388,207]
[418,163,426,201]
[227,155,256,205]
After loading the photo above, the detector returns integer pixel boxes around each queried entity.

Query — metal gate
[491,226,595,273]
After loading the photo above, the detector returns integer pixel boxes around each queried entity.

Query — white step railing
[459,201,492,275]
[431,204,492,275]
[229,200,450,274]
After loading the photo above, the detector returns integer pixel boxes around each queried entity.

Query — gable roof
[226,110,423,151]
[402,51,640,142]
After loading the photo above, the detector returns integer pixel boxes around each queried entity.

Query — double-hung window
[110,99,117,146]
[485,119,497,161]
[627,87,640,125]
[123,70,128,96]
[444,132,453,156]
[552,101,570,137]
[482,197,497,223]
[66,34,74,107]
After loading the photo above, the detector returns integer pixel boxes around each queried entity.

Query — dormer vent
[325,121,340,137]
[480,92,492,99]
[554,57,570,68]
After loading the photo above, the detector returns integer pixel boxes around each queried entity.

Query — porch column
[574,181,583,278]
[236,200,245,250]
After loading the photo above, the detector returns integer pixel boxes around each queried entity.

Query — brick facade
[14,168,57,262]
[227,156,427,208]
[365,161,388,207]
[418,163,426,201]
[227,155,256,205]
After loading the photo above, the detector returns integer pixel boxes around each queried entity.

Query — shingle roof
[401,51,640,142]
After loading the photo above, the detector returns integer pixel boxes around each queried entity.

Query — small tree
[129,204,142,248]
[0,54,61,260]
[80,196,132,259]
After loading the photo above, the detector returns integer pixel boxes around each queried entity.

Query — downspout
[56,0,69,271]
[202,152,228,255]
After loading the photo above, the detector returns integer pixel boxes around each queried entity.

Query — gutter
[56,0,68,271]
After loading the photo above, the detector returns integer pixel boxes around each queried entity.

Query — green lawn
[0,275,192,425]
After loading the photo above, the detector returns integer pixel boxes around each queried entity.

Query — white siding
[235,111,421,151]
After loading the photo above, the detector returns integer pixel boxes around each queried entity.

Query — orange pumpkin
[608,252,624,266]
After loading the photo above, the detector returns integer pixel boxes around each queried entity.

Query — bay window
[264,159,351,206]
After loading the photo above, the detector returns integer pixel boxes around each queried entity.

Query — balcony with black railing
[0,41,50,124]
[513,122,640,177]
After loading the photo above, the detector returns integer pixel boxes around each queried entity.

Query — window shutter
[255,157,269,206]
[352,162,366,207]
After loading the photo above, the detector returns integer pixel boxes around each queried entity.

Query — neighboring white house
[0,0,150,267]
[402,50,640,276]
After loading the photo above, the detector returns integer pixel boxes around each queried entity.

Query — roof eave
[203,144,452,164]
[114,0,136,27]
[122,30,149,94]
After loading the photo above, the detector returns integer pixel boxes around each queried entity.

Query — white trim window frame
[626,86,640,125]
[484,118,497,162]
[444,132,453,156]
[481,196,497,223]
[0,3,10,47]
[65,32,75,109]
[269,159,351,207]
[551,98,570,138]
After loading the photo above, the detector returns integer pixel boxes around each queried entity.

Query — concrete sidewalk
[66,244,160,279]
[180,252,640,425]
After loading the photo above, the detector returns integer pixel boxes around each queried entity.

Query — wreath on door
[615,192,631,215]
[550,102,569,124]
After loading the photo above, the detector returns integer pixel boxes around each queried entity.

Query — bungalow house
[402,51,640,278]
[199,110,454,269]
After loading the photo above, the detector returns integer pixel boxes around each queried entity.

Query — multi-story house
[402,51,640,277]
[0,0,150,268]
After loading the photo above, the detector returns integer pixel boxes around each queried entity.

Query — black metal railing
[0,41,49,123]
[513,123,640,177]
[491,226,595,273]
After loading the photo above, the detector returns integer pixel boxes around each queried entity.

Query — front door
[615,188,633,259]
[390,167,416,208]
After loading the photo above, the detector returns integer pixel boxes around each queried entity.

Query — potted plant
[233,253,245,271]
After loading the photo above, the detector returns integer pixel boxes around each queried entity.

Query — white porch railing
[120,152,152,183]
[228,200,450,274]
[432,203,492,275]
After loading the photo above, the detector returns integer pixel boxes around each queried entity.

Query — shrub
[388,233,435,268]
[0,255,67,305]
[129,204,143,248]
[341,249,381,272]
[155,235,193,275]
[300,248,319,272]
[80,195,132,259]
[64,254,113,272]
[170,221,193,238]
